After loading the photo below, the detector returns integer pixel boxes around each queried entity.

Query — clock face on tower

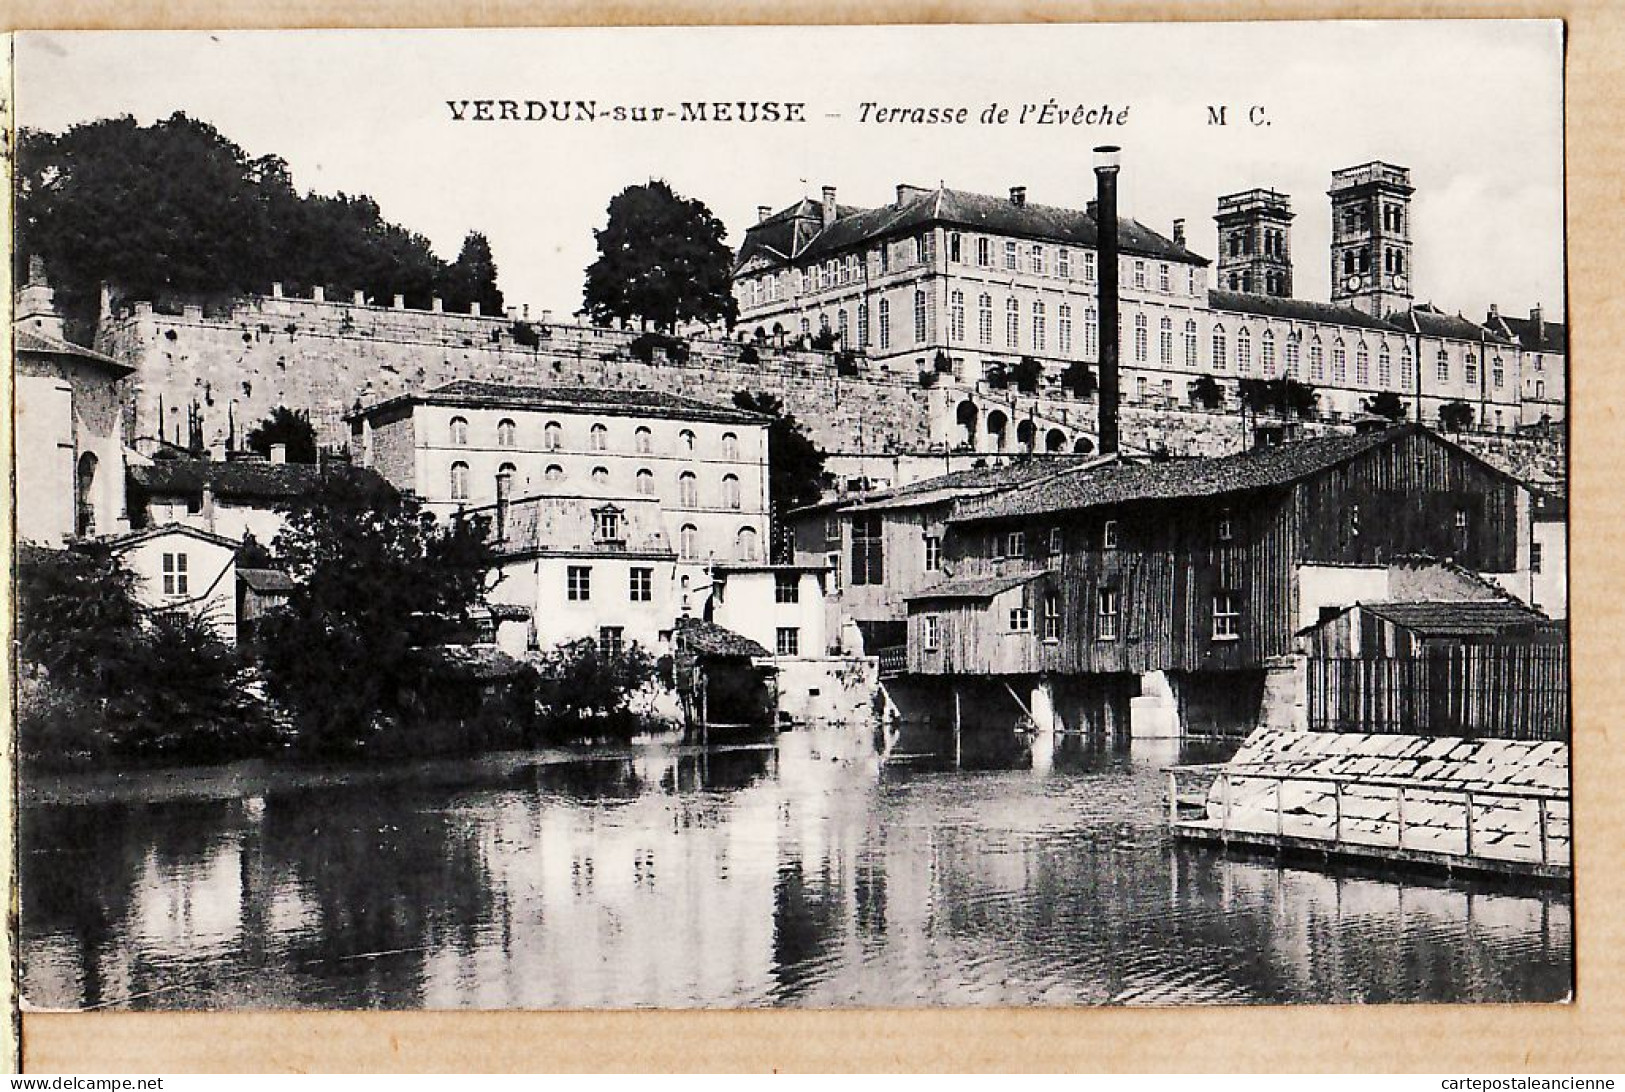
[1344,274,1363,292]
[1389,273,1408,290]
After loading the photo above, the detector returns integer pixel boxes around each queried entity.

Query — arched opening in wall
[985,410,1009,452]
[1072,436,1095,454]
[1045,428,1068,453]
[1016,419,1037,454]
[955,400,979,449]
[75,452,99,537]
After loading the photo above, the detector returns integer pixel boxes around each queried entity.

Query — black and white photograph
[12,21,1571,1013]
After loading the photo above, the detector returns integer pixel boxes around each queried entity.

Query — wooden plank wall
[1307,644,1569,740]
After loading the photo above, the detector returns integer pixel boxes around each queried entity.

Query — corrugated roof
[905,571,1046,601]
[14,324,135,375]
[1360,600,1560,638]
[1207,290,1403,335]
[351,380,768,425]
[674,616,770,659]
[741,186,1207,269]
[129,458,396,503]
[951,423,1470,524]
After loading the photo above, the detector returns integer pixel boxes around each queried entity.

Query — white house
[107,524,240,645]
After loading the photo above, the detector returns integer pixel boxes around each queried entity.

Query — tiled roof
[1390,304,1514,345]
[1496,314,1567,354]
[237,568,297,593]
[1359,600,1560,638]
[674,616,770,659]
[795,454,1114,517]
[352,380,768,425]
[129,457,396,503]
[14,324,135,375]
[1207,290,1403,335]
[905,571,1046,601]
[106,522,240,551]
[741,186,1207,269]
[470,493,674,559]
[951,423,1506,524]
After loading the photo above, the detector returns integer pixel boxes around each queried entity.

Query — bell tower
[1214,188,1294,297]
[1328,161,1414,316]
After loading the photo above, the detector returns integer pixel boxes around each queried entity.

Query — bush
[918,369,940,388]
[834,349,861,377]
[810,327,839,352]
[1189,374,1226,410]
[519,639,661,742]
[1439,399,1475,432]
[1061,360,1097,399]
[629,330,690,364]
[933,350,955,374]
[740,343,761,366]
[510,320,542,348]
[1011,356,1044,393]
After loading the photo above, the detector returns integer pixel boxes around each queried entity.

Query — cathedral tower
[1328,161,1414,316]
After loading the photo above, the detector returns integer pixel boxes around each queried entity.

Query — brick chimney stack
[1009,186,1027,207]
[758,205,772,223]
[1093,146,1123,456]
[1173,218,1187,247]
[821,186,838,228]
[1531,304,1545,339]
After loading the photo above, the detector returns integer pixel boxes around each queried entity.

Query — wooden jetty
[1166,761,1570,883]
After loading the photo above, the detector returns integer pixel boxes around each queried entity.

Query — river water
[21,727,1572,1010]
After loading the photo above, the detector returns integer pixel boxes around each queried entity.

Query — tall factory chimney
[1094,145,1122,456]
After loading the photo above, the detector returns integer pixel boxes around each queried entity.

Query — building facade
[14,277,134,545]
[349,380,772,583]
[106,524,240,644]
[734,163,1562,439]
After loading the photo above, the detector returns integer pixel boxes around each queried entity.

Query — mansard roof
[1206,289,1403,336]
[738,185,1208,271]
[351,380,768,426]
[950,423,1518,524]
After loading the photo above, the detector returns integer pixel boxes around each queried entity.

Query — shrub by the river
[15,545,273,767]
[517,638,662,743]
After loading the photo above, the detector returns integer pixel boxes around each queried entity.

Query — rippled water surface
[21,728,1573,1009]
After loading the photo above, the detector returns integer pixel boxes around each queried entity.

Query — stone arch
[985,409,1009,452]
[1016,419,1037,454]
[955,399,979,448]
[1072,436,1095,454]
[1045,428,1068,453]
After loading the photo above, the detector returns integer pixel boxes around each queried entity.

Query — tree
[440,231,505,316]
[732,391,832,560]
[582,180,739,331]
[1439,399,1475,432]
[1190,374,1226,410]
[1061,360,1097,399]
[1011,356,1045,393]
[1237,376,1318,418]
[246,406,320,463]
[523,639,659,738]
[1364,390,1408,422]
[256,474,498,753]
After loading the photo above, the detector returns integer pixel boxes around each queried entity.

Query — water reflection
[21,729,1571,1010]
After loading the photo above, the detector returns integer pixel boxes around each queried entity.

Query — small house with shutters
[902,422,1535,736]
[106,524,240,645]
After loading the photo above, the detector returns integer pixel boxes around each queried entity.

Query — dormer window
[592,505,625,546]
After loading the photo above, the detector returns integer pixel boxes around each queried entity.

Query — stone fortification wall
[96,291,935,455]
[94,289,1565,490]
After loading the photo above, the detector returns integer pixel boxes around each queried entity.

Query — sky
[16,23,1565,323]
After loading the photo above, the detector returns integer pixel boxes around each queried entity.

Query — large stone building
[733,162,1564,439]
[347,380,773,583]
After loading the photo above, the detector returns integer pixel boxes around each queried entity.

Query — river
[20,726,1572,1009]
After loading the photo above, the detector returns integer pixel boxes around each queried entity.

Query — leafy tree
[810,327,839,352]
[1011,356,1045,393]
[16,113,502,335]
[582,180,739,331]
[1190,374,1226,410]
[1236,376,1317,418]
[1439,399,1475,432]
[441,231,505,316]
[732,391,832,559]
[1061,360,1097,399]
[523,639,659,737]
[984,362,1009,390]
[933,350,956,374]
[15,545,143,697]
[1364,390,1408,421]
[256,474,498,753]
[246,406,319,463]
[236,531,278,569]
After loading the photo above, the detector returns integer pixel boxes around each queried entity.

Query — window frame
[567,565,593,602]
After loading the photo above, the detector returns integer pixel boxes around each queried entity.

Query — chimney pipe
[1173,218,1187,247]
[821,186,838,228]
[1531,304,1545,339]
[201,483,216,534]
[1094,145,1122,456]
[757,205,772,223]
[1009,186,1027,207]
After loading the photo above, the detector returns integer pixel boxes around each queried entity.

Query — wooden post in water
[1167,770,1179,826]
[1464,791,1475,859]
[1538,797,1550,866]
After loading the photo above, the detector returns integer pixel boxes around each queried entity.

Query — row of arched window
[445,416,744,460]
[448,461,747,509]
